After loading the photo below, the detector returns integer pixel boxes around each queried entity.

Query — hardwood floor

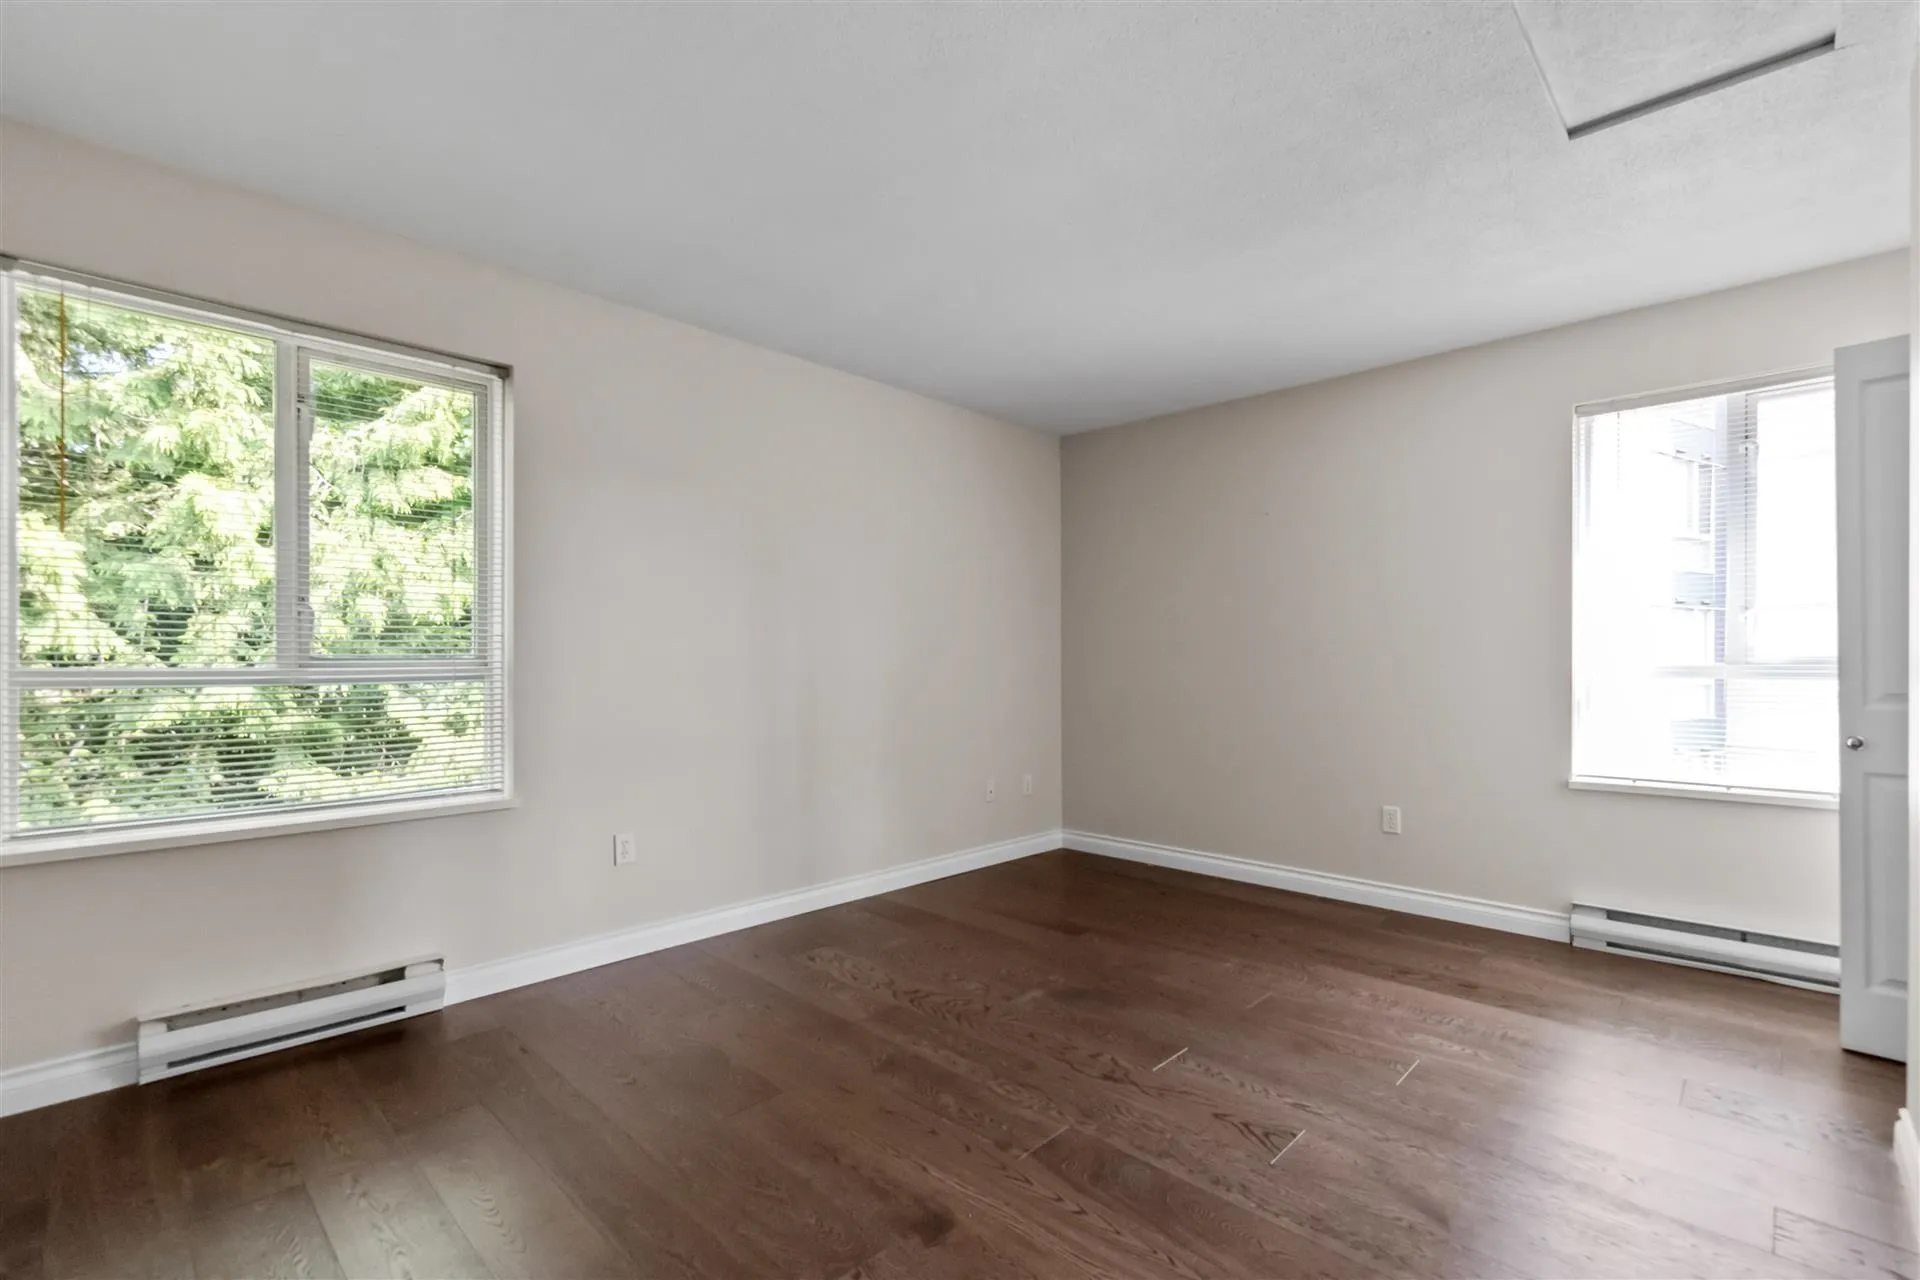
[2,850,1912,1279]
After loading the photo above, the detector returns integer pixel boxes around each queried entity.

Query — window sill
[1568,777,1837,810]
[0,791,519,868]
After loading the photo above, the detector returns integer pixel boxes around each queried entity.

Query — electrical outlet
[1380,806,1402,835]
[985,778,998,803]
[613,832,637,865]
[1022,773,1034,797]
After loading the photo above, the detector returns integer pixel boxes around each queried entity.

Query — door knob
[1846,736,1866,750]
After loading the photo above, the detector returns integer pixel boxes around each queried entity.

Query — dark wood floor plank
[746,929,1325,1192]
[857,1004,1075,1145]
[444,1024,769,1279]
[1272,1078,1816,1278]
[304,1158,492,1280]
[403,1105,631,1280]
[0,850,1903,1280]
[1399,1055,1912,1248]
[491,1000,892,1277]
[188,1187,342,1280]
[997,859,1819,1075]
[1476,943,1838,1037]
[506,950,718,1028]
[637,1039,783,1120]
[1070,853,1398,932]
[830,987,1410,1271]
[0,1102,54,1280]
[1227,951,1828,1120]
[336,1022,481,1134]
[1445,1192,1831,1280]
[858,896,1756,1272]
[1765,1177,1917,1253]
[1403,1054,1903,1202]
[662,950,1073,1159]
[1179,1039,1764,1277]
[1775,1207,1920,1278]
[1028,1125,1379,1279]
[1682,1076,1897,1154]
[842,1217,1089,1280]
[948,857,1500,997]
[865,890,1280,1024]
[41,1228,197,1280]
[725,1093,972,1276]
[260,1054,400,1179]
[31,1087,187,1279]
[159,1066,306,1221]
[768,1084,1203,1280]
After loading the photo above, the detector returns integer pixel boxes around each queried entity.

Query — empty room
[0,2,1917,1277]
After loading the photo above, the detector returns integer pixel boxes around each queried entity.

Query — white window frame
[1568,367,1838,809]
[0,259,515,865]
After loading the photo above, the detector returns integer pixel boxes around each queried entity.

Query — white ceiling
[1516,0,1847,129]
[0,1,1911,432]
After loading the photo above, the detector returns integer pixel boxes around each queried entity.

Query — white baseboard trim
[1896,1110,1920,1250]
[0,1042,138,1117]
[444,828,1063,1004]
[0,829,1064,1117]
[1064,830,1571,943]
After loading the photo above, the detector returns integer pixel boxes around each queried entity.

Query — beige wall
[1064,251,1910,944]
[0,121,1063,1069]
[1,118,1904,1074]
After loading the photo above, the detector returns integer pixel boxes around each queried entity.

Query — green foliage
[12,288,488,830]
[309,359,476,656]
[16,290,276,668]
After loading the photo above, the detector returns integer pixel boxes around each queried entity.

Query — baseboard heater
[136,957,445,1084]
[1569,906,1837,991]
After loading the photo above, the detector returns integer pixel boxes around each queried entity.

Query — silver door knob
[1846,736,1866,750]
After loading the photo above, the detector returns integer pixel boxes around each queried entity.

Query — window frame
[0,259,515,865]
[1568,365,1838,809]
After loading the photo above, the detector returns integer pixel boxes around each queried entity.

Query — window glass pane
[5,272,508,849]
[1574,395,1727,674]
[308,360,476,657]
[13,287,276,668]
[1650,606,1714,667]
[16,681,498,830]
[1573,671,1718,784]
[1572,672,1837,793]
[1724,673,1838,794]
[1573,377,1837,796]
[1748,385,1838,663]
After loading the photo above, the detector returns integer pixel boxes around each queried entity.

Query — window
[1,265,509,860]
[1572,371,1836,803]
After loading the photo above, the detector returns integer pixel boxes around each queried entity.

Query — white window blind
[1572,371,1837,801]
[1,266,509,857]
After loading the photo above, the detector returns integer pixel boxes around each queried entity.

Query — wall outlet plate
[1381,806,1402,835]
[613,832,637,865]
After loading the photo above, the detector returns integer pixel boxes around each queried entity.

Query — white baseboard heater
[1570,905,1838,991]
[137,956,445,1084]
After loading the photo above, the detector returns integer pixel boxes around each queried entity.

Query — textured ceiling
[1515,0,1845,129]
[0,1,1911,432]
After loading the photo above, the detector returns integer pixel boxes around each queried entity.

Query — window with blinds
[1571,371,1837,802]
[1,265,509,857]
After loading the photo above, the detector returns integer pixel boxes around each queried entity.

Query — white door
[1838,334,1910,1061]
